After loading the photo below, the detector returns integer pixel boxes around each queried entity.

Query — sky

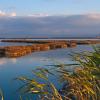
[0,0,100,38]
[0,0,100,16]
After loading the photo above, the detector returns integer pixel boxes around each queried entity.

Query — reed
[0,88,4,100]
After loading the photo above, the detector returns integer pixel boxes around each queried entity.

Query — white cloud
[28,13,49,17]
[0,10,6,16]
[86,13,100,20]
[10,12,16,17]
[0,10,16,17]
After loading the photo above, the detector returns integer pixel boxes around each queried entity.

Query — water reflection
[0,58,6,65]
[0,58,17,66]
[0,42,32,47]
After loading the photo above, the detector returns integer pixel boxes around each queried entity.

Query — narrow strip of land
[0,40,100,58]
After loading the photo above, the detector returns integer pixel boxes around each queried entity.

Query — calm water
[0,42,32,46]
[0,44,95,100]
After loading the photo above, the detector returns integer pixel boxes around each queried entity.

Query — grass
[0,88,4,100]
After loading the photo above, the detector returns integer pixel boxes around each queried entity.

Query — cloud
[0,10,16,17]
[28,13,49,17]
[0,13,100,38]
[0,10,6,16]
[86,13,100,20]
[10,12,16,16]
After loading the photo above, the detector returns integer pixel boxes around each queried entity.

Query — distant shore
[1,39,100,44]
[0,37,99,40]
[0,38,100,42]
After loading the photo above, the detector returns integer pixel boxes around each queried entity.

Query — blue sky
[0,0,100,16]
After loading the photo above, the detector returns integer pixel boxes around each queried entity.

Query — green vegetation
[16,46,100,100]
[0,89,4,100]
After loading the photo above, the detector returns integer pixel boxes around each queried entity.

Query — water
[0,44,95,100]
[0,42,32,46]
